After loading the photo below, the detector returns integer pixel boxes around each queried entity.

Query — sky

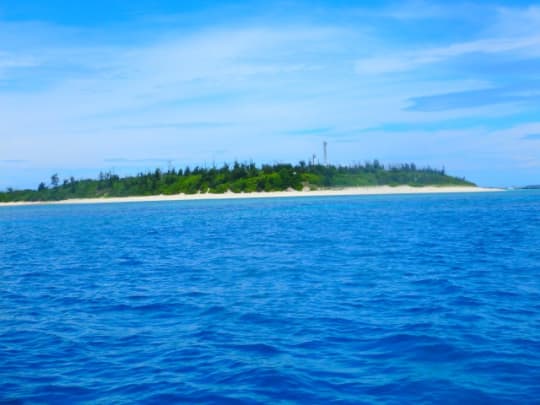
[1,0,539,188]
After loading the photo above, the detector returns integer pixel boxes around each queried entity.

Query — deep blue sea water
[1,191,540,404]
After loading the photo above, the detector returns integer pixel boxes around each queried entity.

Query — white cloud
[491,5,540,36]
[0,51,39,79]
[355,3,540,75]
[356,35,540,74]
[0,53,37,68]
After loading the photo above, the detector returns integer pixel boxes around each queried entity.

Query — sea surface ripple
[1,191,540,403]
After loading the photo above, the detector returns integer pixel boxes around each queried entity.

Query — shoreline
[0,186,504,207]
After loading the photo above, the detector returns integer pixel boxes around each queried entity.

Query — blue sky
[1,0,539,188]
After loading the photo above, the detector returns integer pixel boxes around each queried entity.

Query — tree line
[0,160,474,202]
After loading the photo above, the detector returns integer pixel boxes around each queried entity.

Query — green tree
[51,174,59,187]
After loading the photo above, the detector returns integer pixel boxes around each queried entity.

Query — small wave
[225,343,282,356]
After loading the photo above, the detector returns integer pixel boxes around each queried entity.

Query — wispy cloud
[0,159,28,163]
[356,35,540,75]
[406,84,540,111]
[355,4,540,75]
[103,158,175,163]
[0,51,39,82]
[0,53,38,69]
[284,127,333,136]
[112,121,233,130]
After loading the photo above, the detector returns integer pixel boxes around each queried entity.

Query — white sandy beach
[0,185,503,207]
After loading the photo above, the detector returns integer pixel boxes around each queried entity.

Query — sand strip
[0,186,504,207]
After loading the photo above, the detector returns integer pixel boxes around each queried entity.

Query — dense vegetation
[0,161,474,202]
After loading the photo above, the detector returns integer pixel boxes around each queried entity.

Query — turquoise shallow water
[1,191,539,403]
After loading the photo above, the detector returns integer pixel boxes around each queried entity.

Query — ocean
[1,191,539,403]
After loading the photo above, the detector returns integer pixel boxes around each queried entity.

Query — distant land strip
[1,160,500,204]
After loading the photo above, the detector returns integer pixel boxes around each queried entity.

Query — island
[0,160,500,205]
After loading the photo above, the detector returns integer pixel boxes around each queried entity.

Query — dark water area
[1,191,539,403]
